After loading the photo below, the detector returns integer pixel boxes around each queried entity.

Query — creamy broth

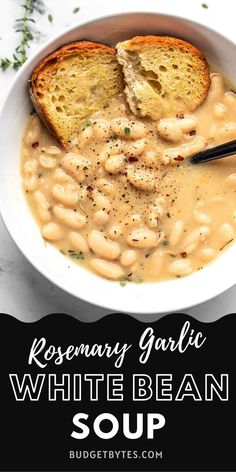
[21,73,236,282]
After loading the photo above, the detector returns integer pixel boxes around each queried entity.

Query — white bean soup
[21,73,236,282]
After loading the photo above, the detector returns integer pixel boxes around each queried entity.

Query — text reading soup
[21,73,236,282]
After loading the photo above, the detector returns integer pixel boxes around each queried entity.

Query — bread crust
[31,40,117,83]
[123,35,210,86]
[30,41,119,148]
[121,35,207,62]
[117,35,210,118]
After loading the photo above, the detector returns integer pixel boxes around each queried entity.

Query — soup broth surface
[21,73,236,282]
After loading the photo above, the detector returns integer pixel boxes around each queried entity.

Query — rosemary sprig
[0,0,45,71]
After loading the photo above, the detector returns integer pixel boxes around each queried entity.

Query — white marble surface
[1,0,236,323]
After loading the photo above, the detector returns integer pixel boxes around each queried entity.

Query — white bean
[127,166,156,191]
[108,225,123,240]
[111,118,147,139]
[93,210,109,225]
[198,247,216,261]
[219,122,236,140]
[90,258,124,280]
[162,136,207,164]
[93,119,112,140]
[52,184,79,207]
[96,178,115,194]
[218,223,234,243]
[94,191,111,211]
[88,230,121,260]
[182,226,211,248]
[68,231,89,253]
[168,259,193,276]
[34,190,51,223]
[61,153,91,183]
[44,145,62,156]
[224,91,236,106]
[169,221,184,247]
[157,119,183,142]
[105,155,125,174]
[157,116,198,143]
[34,190,50,210]
[124,139,147,157]
[23,176,38,192]
[193,210,212,224]
[146,250,165,278]
[53,168,75,184]
[214,103,227,119]
[127,227,160,249]
[120,250,137,267]
[142,150,159,167]
[184,243,197,254]
[99,140,124,163]
[24,116,41,145]
[42,222,64,241]
[208,73,224,101]
[24,159,38,174]
[147,203,164,228]
[53,205,86,229]
[38,209,51,223]
[39,154,57,169]
[78,126,93,147]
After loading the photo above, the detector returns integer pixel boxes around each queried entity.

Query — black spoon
[191,139,236,164]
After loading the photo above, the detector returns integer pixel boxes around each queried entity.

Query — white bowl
[0,12,236,315]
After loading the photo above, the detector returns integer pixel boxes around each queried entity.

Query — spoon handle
[191,139,236,164]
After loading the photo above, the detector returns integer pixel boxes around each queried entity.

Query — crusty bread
[116,35,210,121]
[30,41,124,148]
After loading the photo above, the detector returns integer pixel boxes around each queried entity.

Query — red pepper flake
[128,156,139,163]
[174,155,184,161]
[86,185,93,191]
[189,130,196,136]
[176,113,184,119]
[180,252,187,258]
[32,142,39,148]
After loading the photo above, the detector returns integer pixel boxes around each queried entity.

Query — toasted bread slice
[116,35,210,121]
[30,41,124,148]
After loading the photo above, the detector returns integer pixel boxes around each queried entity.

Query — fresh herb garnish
[201,3,209,8]
[110,135,118,141]
[220,239,233,251]
[83,119,92,128]
[124,127,131,135]
[73,7,80,13]
[119,280,127,287]
[0,0,45,71]
[48,14,53,22]
[68,250,85,260]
